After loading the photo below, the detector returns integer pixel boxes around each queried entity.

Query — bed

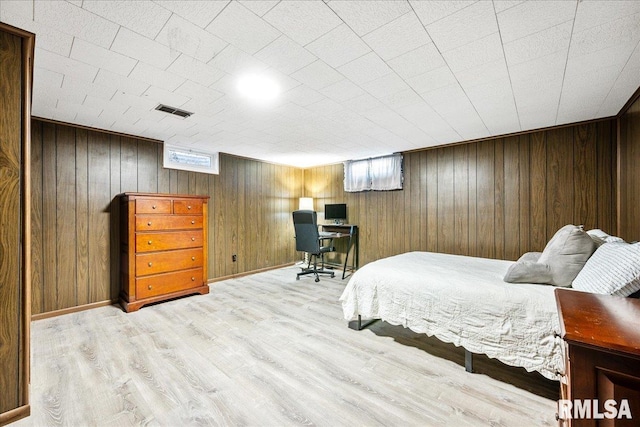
[340,251,565,381]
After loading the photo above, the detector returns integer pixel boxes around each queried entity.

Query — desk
[320,224,358,279]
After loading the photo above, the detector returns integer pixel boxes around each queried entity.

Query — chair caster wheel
[296,276,300,280]
[331,273,335,278]
[315,277,320,282]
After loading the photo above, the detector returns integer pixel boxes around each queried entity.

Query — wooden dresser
[555,289,640,426]
[119,193,210,312]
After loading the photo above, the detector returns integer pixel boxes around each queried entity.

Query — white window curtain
[344,154,403,192]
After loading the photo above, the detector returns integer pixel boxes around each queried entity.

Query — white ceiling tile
[361,72,410,100]
[377,88,424,110]
[456,59,509,89]
[83,95,129,116]
[387,43,445,80]
[129,63,185,92]
[574,0,640,33]
[143,85,191,108]
[0,3,73,57]
[493,1,525,14]
[566,42,638,79]
[255,35,317,75]
[327,0,412,36]
[569,13,640,58]
[306,24,371,68]
[82,0,171,39]
[290,60,344,90]
[260,67,302,93]
[363,12,431,61]
[282,85,326,107]
[34,48,99,82]
[62,76,116,101]
[423,1,497,52]
[421,83,468,108]
[320,79,366,103]
[503,21,572,66]
[598,44,640,116]
[238,1,279,17]
[111,28,180,70]
[263,1,341,46]
[153,0,230,29]
[410,0,476,26]
[34,0,119,48]
[70,39,138,76]
[111,91,158,111]
[208,44,269,75]
[509,50,567,85]
[342,93,384,113]
[443,32,504,73]
[155,14,228,64]
[167,54,225,87]
[94,68,150,97]
[497,1,575,44]
[33,67,63,91]
[406,66,457,95]
[174,80,224,104]
[207,1,281,54]
[305,98,346,116]
[338,51,391,85]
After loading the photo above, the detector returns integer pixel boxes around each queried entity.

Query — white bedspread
[340,251,564,380]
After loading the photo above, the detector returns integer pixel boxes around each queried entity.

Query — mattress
[340,251,565,380]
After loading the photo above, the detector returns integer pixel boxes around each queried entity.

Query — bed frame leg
[349,315,379,330]
[465,349,474,373]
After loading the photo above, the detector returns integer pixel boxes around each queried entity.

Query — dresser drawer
[136,231,203,252]
[136,198,171,214]
[136,248,203,276]
[174,199,203,214]
[136,215,202,231]
[136,268,204,299]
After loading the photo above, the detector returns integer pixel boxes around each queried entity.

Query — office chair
[292,210,335,282]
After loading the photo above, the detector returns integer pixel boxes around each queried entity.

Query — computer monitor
[324,203,347,224]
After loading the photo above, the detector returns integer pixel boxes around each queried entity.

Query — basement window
[344,153,403,192]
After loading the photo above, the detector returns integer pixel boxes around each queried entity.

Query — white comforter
[340,251,564,380]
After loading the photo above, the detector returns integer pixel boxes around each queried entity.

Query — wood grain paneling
[305,121,617,268]
[618,92,640,241]
[0,24,32,424]
[30,119,302,315]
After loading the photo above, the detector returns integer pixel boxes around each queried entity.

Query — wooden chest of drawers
[119,193,210,312]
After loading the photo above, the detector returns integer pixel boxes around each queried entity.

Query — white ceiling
[1,1,639,168]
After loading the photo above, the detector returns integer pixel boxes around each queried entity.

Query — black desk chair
[292,210,335,282]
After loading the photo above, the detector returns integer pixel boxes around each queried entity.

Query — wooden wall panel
[30,120,302,315]
[0,24,32,423]
[305,120,617,268]
[618,91,640,241]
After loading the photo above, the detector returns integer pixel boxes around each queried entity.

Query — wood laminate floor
[15,265,559,426]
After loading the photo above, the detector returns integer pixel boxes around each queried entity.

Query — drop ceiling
[1,0,639,168]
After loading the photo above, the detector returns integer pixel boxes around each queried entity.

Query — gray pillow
[517,251,542,263]
[537,224,596,287]
[503,261,552,284]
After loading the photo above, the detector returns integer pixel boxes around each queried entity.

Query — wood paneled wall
[0,24,32,425]
[618,90,640,241]
[30,119,302,315]
[305,121,617,267]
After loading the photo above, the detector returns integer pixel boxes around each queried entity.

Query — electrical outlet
[232,254,237,262]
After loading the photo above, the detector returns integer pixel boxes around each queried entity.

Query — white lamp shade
[299,197,314,210]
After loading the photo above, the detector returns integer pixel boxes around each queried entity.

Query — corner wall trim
[31,300,116,321]
[208,263,296,283]
[0,404,30,426]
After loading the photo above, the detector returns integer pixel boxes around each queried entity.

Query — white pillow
[586,229,624,246]
[572,242,640,296]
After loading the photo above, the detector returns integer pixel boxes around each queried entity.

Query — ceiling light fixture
[237,74,280,102]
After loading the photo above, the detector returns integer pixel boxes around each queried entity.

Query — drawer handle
[148,240,153,245]
[191,277,195,281]
[148,262,152,267]
[148,222,152,226]
[191,237,195,241]
[148,285,152,290]
[191,220,195,224]
[188,205,192,210]
[152,205,157,209]
[191,256,195,261]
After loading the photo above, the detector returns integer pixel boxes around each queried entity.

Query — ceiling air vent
[155,104,193,118]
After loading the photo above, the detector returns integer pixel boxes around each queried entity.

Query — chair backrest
[292,210,321,254]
